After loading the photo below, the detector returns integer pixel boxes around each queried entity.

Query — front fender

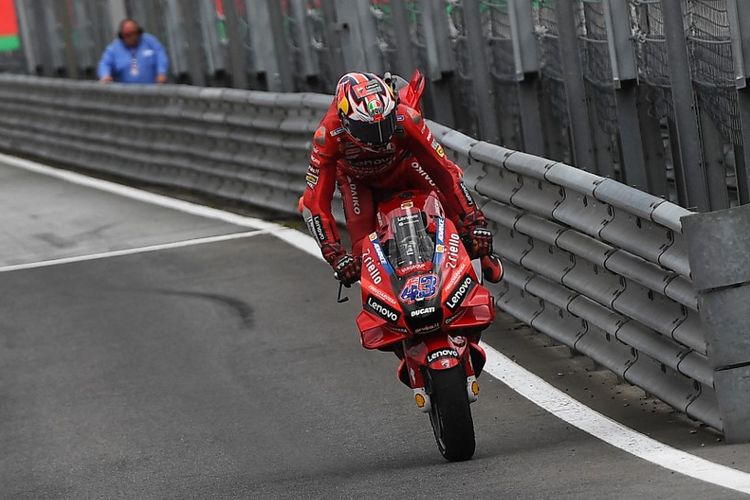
[405,333,467,371]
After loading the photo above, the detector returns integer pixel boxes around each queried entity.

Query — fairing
[357,191,495,359]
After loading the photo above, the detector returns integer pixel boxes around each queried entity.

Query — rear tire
[427,365,475,461]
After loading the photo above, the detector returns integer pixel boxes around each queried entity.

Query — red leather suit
[301,100,484,265]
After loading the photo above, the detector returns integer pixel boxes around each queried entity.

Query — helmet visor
[345,112,397,147]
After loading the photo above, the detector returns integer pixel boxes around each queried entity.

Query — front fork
[401,331,483,413]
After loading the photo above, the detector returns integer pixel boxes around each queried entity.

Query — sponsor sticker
[353,79,383,98]
[305,166,320,189]
[446,232,461,269]
[367,98,383,116]
[426,348,459,363]
[410,306,435,318]
[396,213,421,227]
[445,310,466,325]
[366,295,400,323]
[361,248,383,285]
[367,283,398,306]
[451,335,466,347]
[460,182,475,206]
[415,323,440,335]
[410,161,436,187]
[347,177,361,215]
[431,139,445,158]
[369,235,395,275]
[400,274,439,304]
[433,217,445,266]
[311,215,326,243]
[446,275,475,311]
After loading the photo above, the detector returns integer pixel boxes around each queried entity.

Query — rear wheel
[427,365,475,461]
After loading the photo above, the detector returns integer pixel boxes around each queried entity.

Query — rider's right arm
[301,124,345,265]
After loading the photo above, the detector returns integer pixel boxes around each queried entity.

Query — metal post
[320,0,344,79]
[32,1,52,75]
[555,0,596,172]
[140,2,160,37]
[332,0,384,74]
[181,0,206,86]
[462,0,500,143]
[727,0,750,203]
[517,77,544,156]
[698,106,730,210]
[224,0,248,88]
[355,0,384,74]
[420,0,455,127]
[636,86,669,198]
[54,0,79,79]
[509,0,544,156]
[162,0,189,78]
[72,0,95,74]
[588,101,616,178]
[390,0,415,77]
[198,0,226,79]
[14,0,37,74]
[289,0,319,80]
[106,0,127,37]
[265,0,294,91]
[539,89,565,161]
[661,0,710,211]
[684,205,750,442]
[666,117,689,205]
[614,83,650,188]
[247,0,275,88]
[602,0,649,190]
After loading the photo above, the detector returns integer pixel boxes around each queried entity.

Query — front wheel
[427,365,475,461]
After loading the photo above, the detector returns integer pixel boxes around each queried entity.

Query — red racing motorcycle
[354,190,498,461]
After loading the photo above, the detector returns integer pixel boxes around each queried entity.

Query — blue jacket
[97,33,169,84]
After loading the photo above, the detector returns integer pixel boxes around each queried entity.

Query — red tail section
[398,70,426,112]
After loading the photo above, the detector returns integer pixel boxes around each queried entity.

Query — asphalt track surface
[0,160,747,499]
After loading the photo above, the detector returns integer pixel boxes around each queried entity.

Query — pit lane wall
[1,74,749,441]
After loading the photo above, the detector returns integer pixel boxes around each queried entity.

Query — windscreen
[386,210,435,272]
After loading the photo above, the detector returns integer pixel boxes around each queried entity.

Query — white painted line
[0,230,266,273]
[479,341,750,495]
[0,153,323,260]
[5,153,750,494]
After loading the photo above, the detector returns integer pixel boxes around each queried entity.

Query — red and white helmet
[335,72,398,149]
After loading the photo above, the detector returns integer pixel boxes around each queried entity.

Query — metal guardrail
[0,74,741,438]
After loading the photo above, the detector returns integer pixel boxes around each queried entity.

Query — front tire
[427,365,475,461]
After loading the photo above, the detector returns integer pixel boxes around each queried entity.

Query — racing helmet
[335,72,398,150]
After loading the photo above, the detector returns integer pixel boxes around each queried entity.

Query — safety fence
[10,0,750,216]
[0,74,746,440]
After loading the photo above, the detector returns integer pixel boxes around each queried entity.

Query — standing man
[97,19,169,84]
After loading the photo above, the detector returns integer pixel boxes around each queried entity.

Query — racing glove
[460,210,493,259]
[333,253,361,287]
[467,227,494,259]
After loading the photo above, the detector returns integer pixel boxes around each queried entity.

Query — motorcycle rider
[301,72,501,286]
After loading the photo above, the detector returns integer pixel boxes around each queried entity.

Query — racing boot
[481,254,503,283]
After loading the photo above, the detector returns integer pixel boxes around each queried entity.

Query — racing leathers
[301,100,489,280]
